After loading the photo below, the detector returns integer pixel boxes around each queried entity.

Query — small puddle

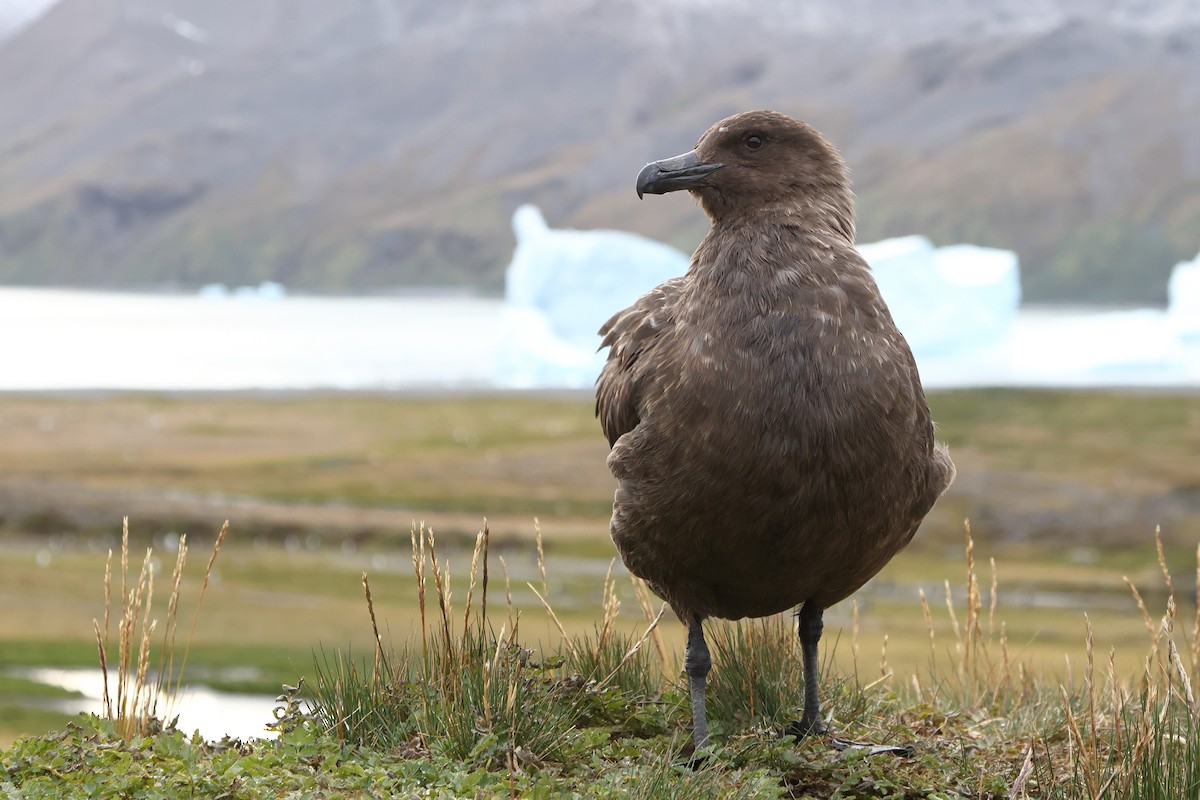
[20,668,282,741]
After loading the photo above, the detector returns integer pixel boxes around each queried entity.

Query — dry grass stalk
[1192,543,1200,682]
[919,588,935,663]
[462,529,485,637]
[530,519,578,659]
[988,556,998,638]
[993,621,1010,707]
[1166,619,1196,712]
[95,517,227,739]
[363,572,383,681]
[171,520,228,698]
[154,533,188,721]
[1108,646,1122,754]
[1007,742,1034,800]
[1124,576,1155,638]
[596,559,620,654]
[94,548,114,717]
[498,555,517,639]
[745,620,759,720]
[851,597,861,678]
[964,522,987,690]
[534,517,547,598]
[917,588,939,704]
[593,605,669,692]
[631,576,669,671]
[1154,526,1175,598]
[1084,614,1098,776]
[1060,684,1100,798]
[114,521,131,724]
[529,583,578,661]
[944,579,961,646]
[115,543,154,734]
[481,520,490,633]
[963,522,978,680]
[426,529,455,661]
[410,523,429,674]
[482,621,510,728]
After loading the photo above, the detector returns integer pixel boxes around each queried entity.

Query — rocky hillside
[0,0,1198,302]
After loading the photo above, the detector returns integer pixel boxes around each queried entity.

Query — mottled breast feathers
[595,277,685,447]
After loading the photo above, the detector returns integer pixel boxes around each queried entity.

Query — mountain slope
[0,0,1197,302]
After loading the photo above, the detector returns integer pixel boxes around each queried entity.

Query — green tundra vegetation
[1,388,1199,796]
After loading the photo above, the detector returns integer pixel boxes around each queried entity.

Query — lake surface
[2,287,1198,391]
[20,667,280,741]
[3,288,501,391]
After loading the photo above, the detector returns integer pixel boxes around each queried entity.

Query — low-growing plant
[305,521,671,770]
[8,512,1197,798]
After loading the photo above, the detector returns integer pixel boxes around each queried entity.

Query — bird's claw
[783,717,827,739]
[829,738,915,757]
[784,721,913,757]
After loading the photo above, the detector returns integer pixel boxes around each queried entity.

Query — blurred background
[2,0,1200,300]
[1,0,1198,746]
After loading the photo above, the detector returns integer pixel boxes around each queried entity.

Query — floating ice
[495,205,689,388]
[859,236,1021,355]
[200,281,288,300]
[1167,248,1200,341]
[495,208,1023,387]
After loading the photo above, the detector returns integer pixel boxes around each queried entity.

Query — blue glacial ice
[1168,248,1200,341]
[857,235,1020,355]
[495,206,1031,388]
[495,205,689,388]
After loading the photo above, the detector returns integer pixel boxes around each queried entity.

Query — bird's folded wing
[595,276,686,447]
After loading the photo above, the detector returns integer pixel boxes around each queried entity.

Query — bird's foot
[784,720,913,757]
[783,716,827,740]
[828,738,914,757]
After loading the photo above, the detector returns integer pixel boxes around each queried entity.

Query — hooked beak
[636,149,725,198]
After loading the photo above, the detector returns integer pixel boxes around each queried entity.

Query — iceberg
[1167,248,1200,341]
[495,205,689,388]
[199,281,288,300]
[859,235,1021,356]
[495,206,1023,388]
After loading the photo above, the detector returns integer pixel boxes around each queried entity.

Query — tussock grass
[305,522,673,769]
[93,517,227,739]
[12,513,1189,796]
[706,615,806,735]
[304,518,1200,797]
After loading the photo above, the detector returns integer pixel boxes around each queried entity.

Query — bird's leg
[785,601,827,738]
[684,620,712,750]
[798,602,827,735]
[785,603,915,757]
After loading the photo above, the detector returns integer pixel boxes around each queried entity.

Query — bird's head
[636,110,854,239]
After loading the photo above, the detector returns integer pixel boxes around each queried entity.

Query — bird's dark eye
[745,135,764,150]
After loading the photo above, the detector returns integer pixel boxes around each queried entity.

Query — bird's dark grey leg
[785,601,827,738]
[684,620,712,750]
[784,602,915,757]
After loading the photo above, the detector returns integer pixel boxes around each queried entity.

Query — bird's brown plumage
[596,110,955,628]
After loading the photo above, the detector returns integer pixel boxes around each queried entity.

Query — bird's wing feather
[595,277,686,446]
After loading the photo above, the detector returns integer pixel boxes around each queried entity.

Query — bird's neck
[701,189,856,244]
[688,207,864,301]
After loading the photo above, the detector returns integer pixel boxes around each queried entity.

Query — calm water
[20,667,279,740]
[3,287,1197,390]
[3,288,502,391]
